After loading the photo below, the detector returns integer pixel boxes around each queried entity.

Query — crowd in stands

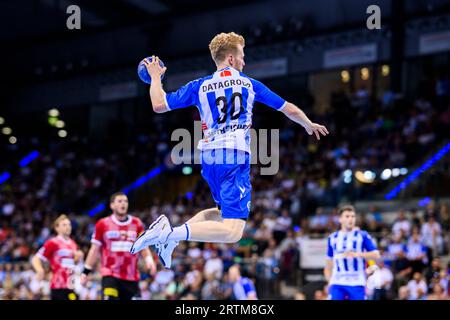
[1,72,449,300]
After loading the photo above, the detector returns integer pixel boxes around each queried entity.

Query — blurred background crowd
[1,0,450,300]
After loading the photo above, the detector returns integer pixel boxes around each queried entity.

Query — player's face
[56,219,72,237]
[228,266,239,282]
[230,44,245,71]
[339,210,356,231]
[111,195,129,216]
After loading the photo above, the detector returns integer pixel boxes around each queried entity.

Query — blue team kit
[164,66,287,219]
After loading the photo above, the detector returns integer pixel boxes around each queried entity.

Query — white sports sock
[167,223,190,242]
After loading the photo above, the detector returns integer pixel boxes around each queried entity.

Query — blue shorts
[328,285,366,300]
[200,149,251,219]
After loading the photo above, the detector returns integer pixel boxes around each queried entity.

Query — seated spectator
[387,234,406,261]
[272,209,292,244]
[424,257,442,289]
[397,286,409,300]
[203,250,223,281]
[426,284,447,300]
[421,215,444,256]
[407,272,428,300]
[366,259,393,300]
[406,230,428,273]
[293,290,306,300]
[392,210,411,238]
[309,207,328,234]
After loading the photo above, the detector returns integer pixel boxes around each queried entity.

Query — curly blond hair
[209,32,245,65]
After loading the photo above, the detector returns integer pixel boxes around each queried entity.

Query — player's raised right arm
[144,56,169,113]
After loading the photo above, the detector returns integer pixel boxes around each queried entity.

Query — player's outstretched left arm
[281,102,329,140]
[144,56,169,113]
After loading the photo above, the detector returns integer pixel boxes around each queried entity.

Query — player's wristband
[82,266,92,275]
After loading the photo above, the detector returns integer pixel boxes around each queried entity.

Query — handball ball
[137,57,165,84]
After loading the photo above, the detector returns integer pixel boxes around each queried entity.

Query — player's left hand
[304,122,329,140]
[146,259,157,276]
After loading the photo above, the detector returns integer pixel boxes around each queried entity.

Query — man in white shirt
[421,215,443,255]
[407,272,427,300]
[203,250,224,280]
[366,259,393,300]
[392,210,411,238]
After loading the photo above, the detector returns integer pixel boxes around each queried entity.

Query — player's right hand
[143,56,167,80]
[80,273,88,286]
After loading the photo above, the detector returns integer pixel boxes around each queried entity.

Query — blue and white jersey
[233,277,257,300]
[164,66,287,153]
[327,229,378,287]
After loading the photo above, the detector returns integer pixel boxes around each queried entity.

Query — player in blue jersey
[228,264,258,300]
[130,32,329,268]
[324,205,381,300]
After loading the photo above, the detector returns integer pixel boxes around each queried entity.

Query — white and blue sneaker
[155,241,179,269]
[130,215,172,254]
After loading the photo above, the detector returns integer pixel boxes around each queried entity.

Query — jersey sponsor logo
[111,241,133,252]
[121,230,137,239]
[105,230,121,239]
[201,79,251,92]
[56,249,74,257]
[205,124,251,138]
[220,70,232,77]
[105,230,138,241]
[60,258,75,268]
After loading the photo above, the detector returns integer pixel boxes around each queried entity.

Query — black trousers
[51,289,78,300]
[101,276,140,300]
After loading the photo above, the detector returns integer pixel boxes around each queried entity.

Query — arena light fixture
[0,172,11,185]
[9,136,17,144]
[2,127,12,135]
[19,151,40,167]
[382,65,390,76]
[381,168,392,180]
[48,108,60,117]
[0,117,4,125]
[341,70,350,83]
[58,130,67,138]
[385,142,450,200]
[355,170,375,183]
[56,120,65,128]
[418,197,431,207]
[182,166,193,175]
[361,67,370,80]
[392,168,400,177]
[343,169,352,183]
[48,117,58,126]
